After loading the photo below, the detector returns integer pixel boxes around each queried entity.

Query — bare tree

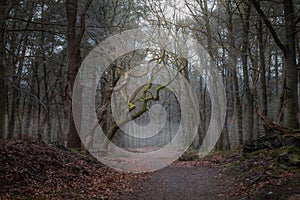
[0,0,9,138]
[250,0,299,128]
[65,0,93,148]
[238,2,254,140]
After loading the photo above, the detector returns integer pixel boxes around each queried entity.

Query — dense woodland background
[0,0,299,152]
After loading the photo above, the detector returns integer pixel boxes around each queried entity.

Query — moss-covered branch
[102,50,189,149]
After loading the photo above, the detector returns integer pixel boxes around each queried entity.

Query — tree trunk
[24,69,37,137]
[284,0,299,128]
[258,18,268,116]
[241,3,254,141]
[66,0,82,148]
[41,0,51,143]
[274,52,279,96]
[0,0,8,139]
[66,0,93,148]
[7,77,17,139]
[35,62,42,142]
[226,0,243,146]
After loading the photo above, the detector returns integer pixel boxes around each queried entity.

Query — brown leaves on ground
[225,148,300,200]
[0,140,149,199]
[1,139,299,200]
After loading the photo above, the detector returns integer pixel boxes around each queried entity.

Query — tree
[257,18,268,117]
[239,2,254,140]
[0,0,10,139]
[250,0,299,128]
[66,0,93,148]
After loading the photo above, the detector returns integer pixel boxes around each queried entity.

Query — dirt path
[119,166,236,200]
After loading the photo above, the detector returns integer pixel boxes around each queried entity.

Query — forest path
[119,165,236,200]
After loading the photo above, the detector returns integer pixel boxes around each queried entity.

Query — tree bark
[24,68,37,137]
[241,3,254,141]
[66,0,93,148]
[258,18,268,116]
[226,0,243,146]
[66,0,82,148]
[284,0,299,128]
[0,0,8,139]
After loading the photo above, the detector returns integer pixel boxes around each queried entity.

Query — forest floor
[120,153,300,200]
[0,139,299,199]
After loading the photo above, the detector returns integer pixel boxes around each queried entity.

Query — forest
[0,0,299,199]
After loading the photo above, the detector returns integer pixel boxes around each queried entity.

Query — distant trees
[250,0,299,129]
[0,0,299,151]
[150,0,299,148]
[5,0,67,141]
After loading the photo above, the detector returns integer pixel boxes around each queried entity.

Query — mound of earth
[0,140,148,199]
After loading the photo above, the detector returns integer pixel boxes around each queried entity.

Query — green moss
[179,151,199,161]
[250,165,265,174]
[222,160,240,168]
[271,166,285,175]
[272,146,300,155]
[244,148,268,159]
[272,146,300,161]
[268,146,300,174]
[69,147,82,154]
[201,151,222,160]
[289,167,300,173]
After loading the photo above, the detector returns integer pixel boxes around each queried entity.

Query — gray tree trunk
[0,0,8,139]
[258,18,268,116]
[241,3,254,141]
[284,0,299,128]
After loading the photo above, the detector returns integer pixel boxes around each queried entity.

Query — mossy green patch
[222,160,240,168]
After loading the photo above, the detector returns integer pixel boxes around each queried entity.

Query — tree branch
[77,0,93,44]
[249,0,286,52]
[296,16,300,25]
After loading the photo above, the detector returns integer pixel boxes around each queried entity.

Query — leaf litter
[0,140,149,199]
